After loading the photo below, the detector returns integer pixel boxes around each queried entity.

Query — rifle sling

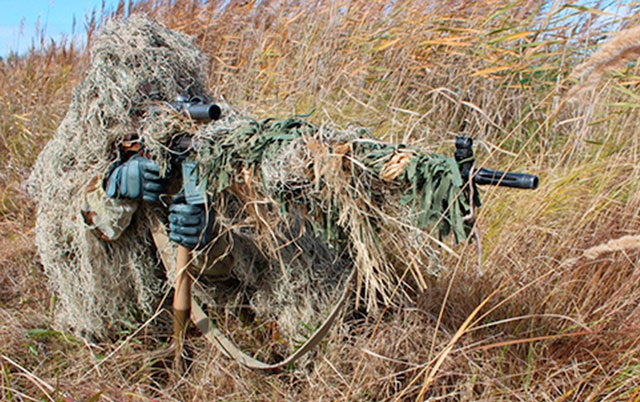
[151,222,353,371]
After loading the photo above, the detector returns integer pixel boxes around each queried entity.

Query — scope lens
[208,104,222,120]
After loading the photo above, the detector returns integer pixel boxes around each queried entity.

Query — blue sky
[1,0,634,58]
[0,0,123,56]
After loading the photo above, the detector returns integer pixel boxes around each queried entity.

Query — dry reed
[1,0,640,400]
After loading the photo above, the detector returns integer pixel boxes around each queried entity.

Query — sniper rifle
[149,96,539,193]
[143,96,540,372]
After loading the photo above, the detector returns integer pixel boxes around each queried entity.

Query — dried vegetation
[1,0,639,400]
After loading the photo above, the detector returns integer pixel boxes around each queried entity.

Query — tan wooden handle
[174,245,192,312]
[173,245,193,371]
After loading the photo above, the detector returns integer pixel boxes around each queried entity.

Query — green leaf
[87,391,104,402]
[26,328,62,339]
[607,102,640,109]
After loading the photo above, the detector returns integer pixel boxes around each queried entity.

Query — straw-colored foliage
[1,0,639,400]
[25,15,210,338]
[570,24,640,99]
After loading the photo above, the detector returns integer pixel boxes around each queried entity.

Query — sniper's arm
[81,155,235,277]
[81,154,167,241]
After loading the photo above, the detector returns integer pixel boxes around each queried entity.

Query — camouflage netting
[182,115,477,314]
[27,16,476,352]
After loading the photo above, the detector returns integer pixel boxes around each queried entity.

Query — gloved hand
[169,195,215,249]
[105,155,167,202]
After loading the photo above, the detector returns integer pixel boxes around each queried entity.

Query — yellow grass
[1,0,639,400]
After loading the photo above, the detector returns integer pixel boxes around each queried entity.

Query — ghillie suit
[27,16,214,338]
[28,16,476,360]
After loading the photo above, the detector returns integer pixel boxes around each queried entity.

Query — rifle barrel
[474,167,539,190]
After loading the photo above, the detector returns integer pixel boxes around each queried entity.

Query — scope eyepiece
[184,103,221,121]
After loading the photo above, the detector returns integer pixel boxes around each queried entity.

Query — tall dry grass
[1,0,640,400]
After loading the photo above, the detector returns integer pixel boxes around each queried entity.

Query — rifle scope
[149,95,222,122]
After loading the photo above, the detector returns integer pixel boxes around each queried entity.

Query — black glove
[169,195,215,249]
[105,155,168,202]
